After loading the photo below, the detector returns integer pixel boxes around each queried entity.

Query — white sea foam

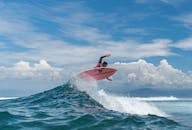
[0,97,17,100]
[73,77,167,117]
[130,96,178,101]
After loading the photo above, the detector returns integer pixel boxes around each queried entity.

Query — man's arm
[95,54,111,67]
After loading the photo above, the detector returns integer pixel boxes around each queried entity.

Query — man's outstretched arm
[96,54,111,67]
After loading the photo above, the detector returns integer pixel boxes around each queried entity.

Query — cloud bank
[1,59,192,89]
[112,59,192,88]
[0,60,63,80]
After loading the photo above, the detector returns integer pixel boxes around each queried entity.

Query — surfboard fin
[106,77,112,81]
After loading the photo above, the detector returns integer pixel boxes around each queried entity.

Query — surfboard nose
[79,67,117,80]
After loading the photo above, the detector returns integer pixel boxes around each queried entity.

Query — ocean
[0,79,191,130]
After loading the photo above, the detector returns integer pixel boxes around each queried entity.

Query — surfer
[95,54,111,68]
[96,54,112,81]
[78,54,116,81]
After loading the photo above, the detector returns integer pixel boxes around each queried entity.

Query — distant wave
[130,96,178,101]
[0,97,17,100]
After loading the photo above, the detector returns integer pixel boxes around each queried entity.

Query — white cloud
[104,39,173,58]
[112,59,192,88]
[0,60,63,80]
[173,37,192,50]
[135,39,173,57]
[175,14,192,29]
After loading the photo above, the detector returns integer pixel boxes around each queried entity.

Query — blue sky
[0,0,192,96]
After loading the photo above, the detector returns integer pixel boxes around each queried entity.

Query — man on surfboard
[79,54,116,81]
[95,54,112,81]
[95,54,111,68]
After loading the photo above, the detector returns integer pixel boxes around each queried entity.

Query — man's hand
[105,54,111,57]
[102,54,111,58]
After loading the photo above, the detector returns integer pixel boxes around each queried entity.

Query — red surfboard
[79,67,117,80]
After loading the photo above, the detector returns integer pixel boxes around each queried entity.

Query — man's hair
[103,61,108,66]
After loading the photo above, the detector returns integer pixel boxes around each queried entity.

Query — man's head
[102,61,108,67]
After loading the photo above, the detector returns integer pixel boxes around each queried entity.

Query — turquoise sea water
[0,82,191,130]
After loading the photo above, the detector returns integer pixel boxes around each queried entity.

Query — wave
[0,82,188,129]
[72,77,167,117]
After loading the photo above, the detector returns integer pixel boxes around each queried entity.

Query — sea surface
[0,79,191,130]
